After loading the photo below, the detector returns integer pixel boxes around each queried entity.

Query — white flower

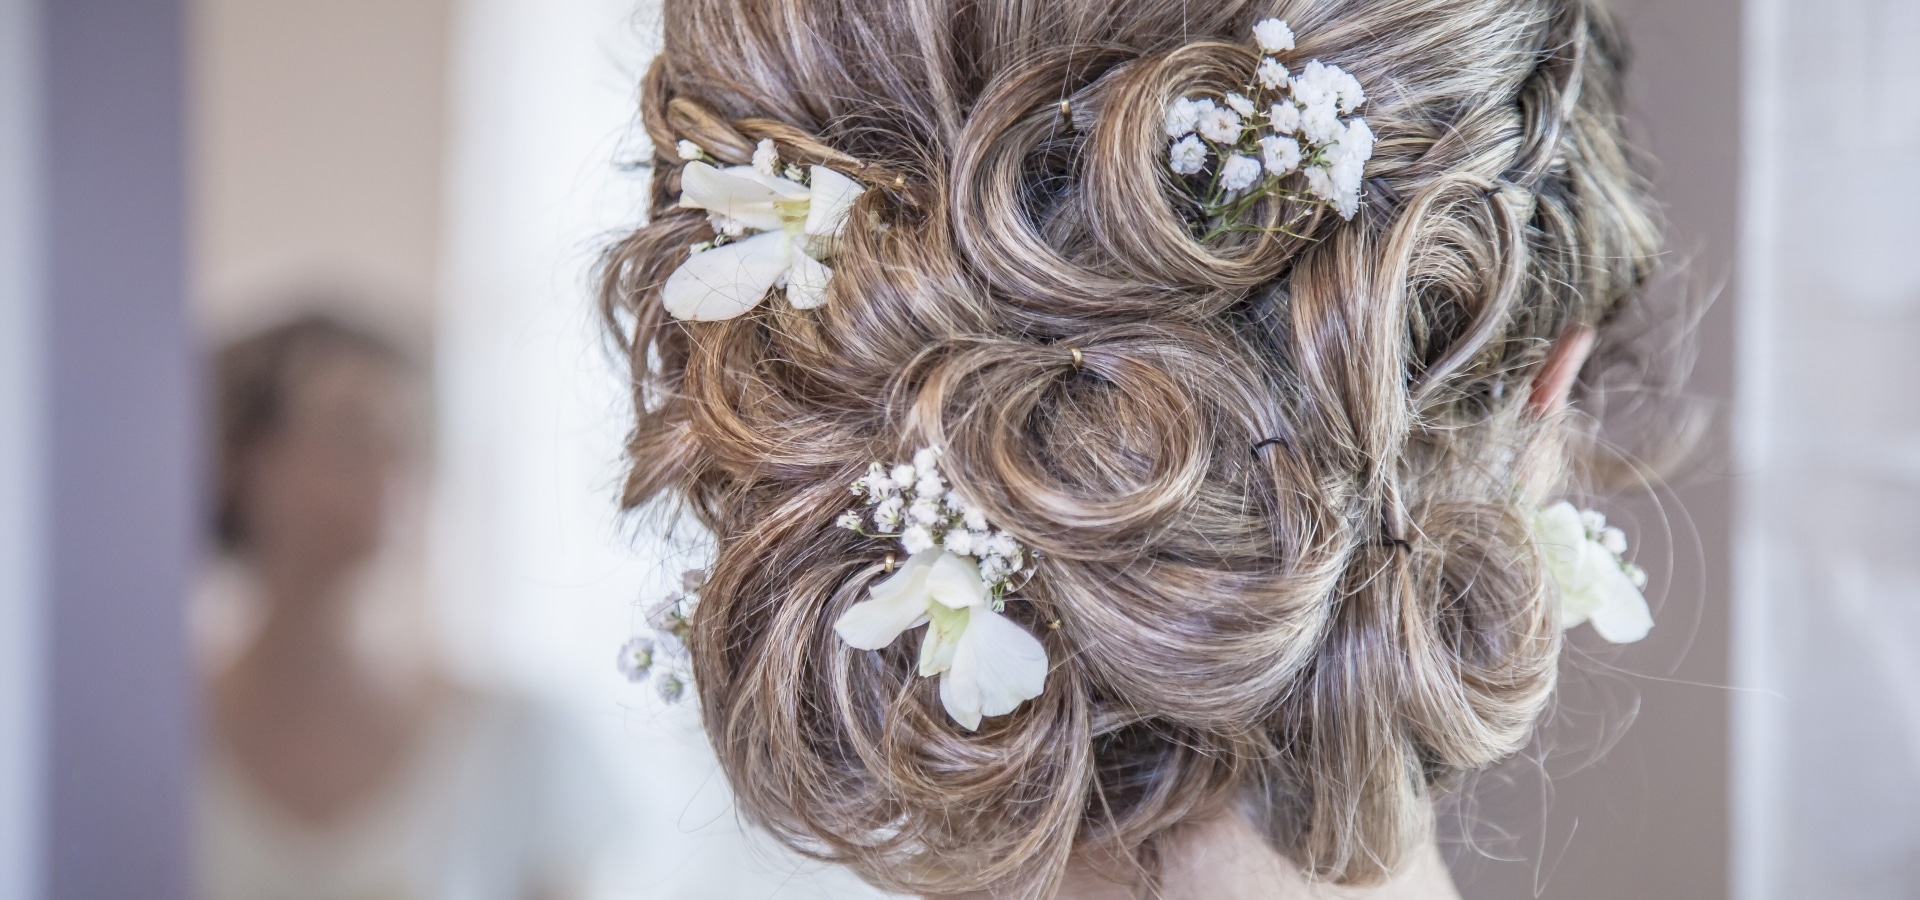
[1195,105,1245,143]
[1299,99,1343,147]
[654,671,687,703]
[1257,57,1290,90]
[833,550,1048,730]
[1253,18,1296,53]
[943,490,966,511]
[676,139,705,160]
[1291,60,1336,109]
[617,635,656,683]
[943,529,977,556]
[1220,153,1263,191]
[1224,92,1257,116]
[837,511,863,531]
[1331,68,1366,114]
[1169,134,1209,175]
[1303,165,1335,205]
[752,137,779,176]
[1335,117,1375,166]
[1268,101,1300,135]
[913,446,942,475]
[909,497,942,526]
[1259,135,1302,176]
[962,507,989,532]
[661,159,865,320]
[1165,96,1206,138]
[1534,501,1652,644]
[901,525,935,554]
[891,464,917,486]
[875,496,904,530]
[1309,118,1374,219]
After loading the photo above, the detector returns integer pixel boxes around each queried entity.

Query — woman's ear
[1527,325,1596,416]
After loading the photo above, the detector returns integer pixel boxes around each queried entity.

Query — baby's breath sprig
[618,568,705,703]
[840,447,1032,609]
[1165,18,1375,233]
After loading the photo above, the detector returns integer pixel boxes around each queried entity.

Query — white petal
[923,551,989,610]
[785,249,833,309]
[918,603,966,676]
[1534,502,1588,559]
[679,162,786,232]
[804,165,864,238]
[661,231,792,321]
[939,607,1047,731]
[1587,564,1653,644]
[833,552,936,650]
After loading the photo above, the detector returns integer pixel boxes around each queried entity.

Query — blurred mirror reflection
[186,0,884,897]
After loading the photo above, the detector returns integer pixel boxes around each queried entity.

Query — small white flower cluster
[1577,508,1648,589]
[1165,18,1375,221]
[617,568,706,703]
[839,447,1031,603]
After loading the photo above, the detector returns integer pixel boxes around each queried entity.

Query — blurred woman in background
[197,313,609,900]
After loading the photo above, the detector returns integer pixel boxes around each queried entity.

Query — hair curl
[599,0,1661,895]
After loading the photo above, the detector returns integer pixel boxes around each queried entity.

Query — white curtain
[1736,0,1920,897]
[434,1,890,896]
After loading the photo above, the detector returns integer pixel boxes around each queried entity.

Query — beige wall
[190,0,451,347]
[1447,1,1742,897]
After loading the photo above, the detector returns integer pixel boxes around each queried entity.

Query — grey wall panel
[42,0,194,897]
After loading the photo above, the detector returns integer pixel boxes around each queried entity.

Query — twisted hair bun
[600,0,1660,895]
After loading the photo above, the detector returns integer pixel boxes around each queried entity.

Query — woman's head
[215,314,416,581]
[602,0,1658,895]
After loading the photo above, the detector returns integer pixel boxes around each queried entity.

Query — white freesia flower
[661,155,865,320]
[1533,501,1653,643]
[1195,105,1244,143]
[1253,18,1296,53]
[1220,153,1262,191]
[1259,134,1302,175]
[1169,134,1209,175]
[833,550,1048,730]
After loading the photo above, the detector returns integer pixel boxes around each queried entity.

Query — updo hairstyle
[599,0,1661,895]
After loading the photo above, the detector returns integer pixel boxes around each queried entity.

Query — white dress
[196,695,613,900]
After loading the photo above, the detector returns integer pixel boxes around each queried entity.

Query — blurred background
[0,0,1914,898]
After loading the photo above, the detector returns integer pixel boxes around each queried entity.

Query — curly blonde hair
[599,0,1661,895]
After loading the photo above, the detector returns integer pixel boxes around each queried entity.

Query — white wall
[434,1,890,895]
[1735,1,1920,898]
